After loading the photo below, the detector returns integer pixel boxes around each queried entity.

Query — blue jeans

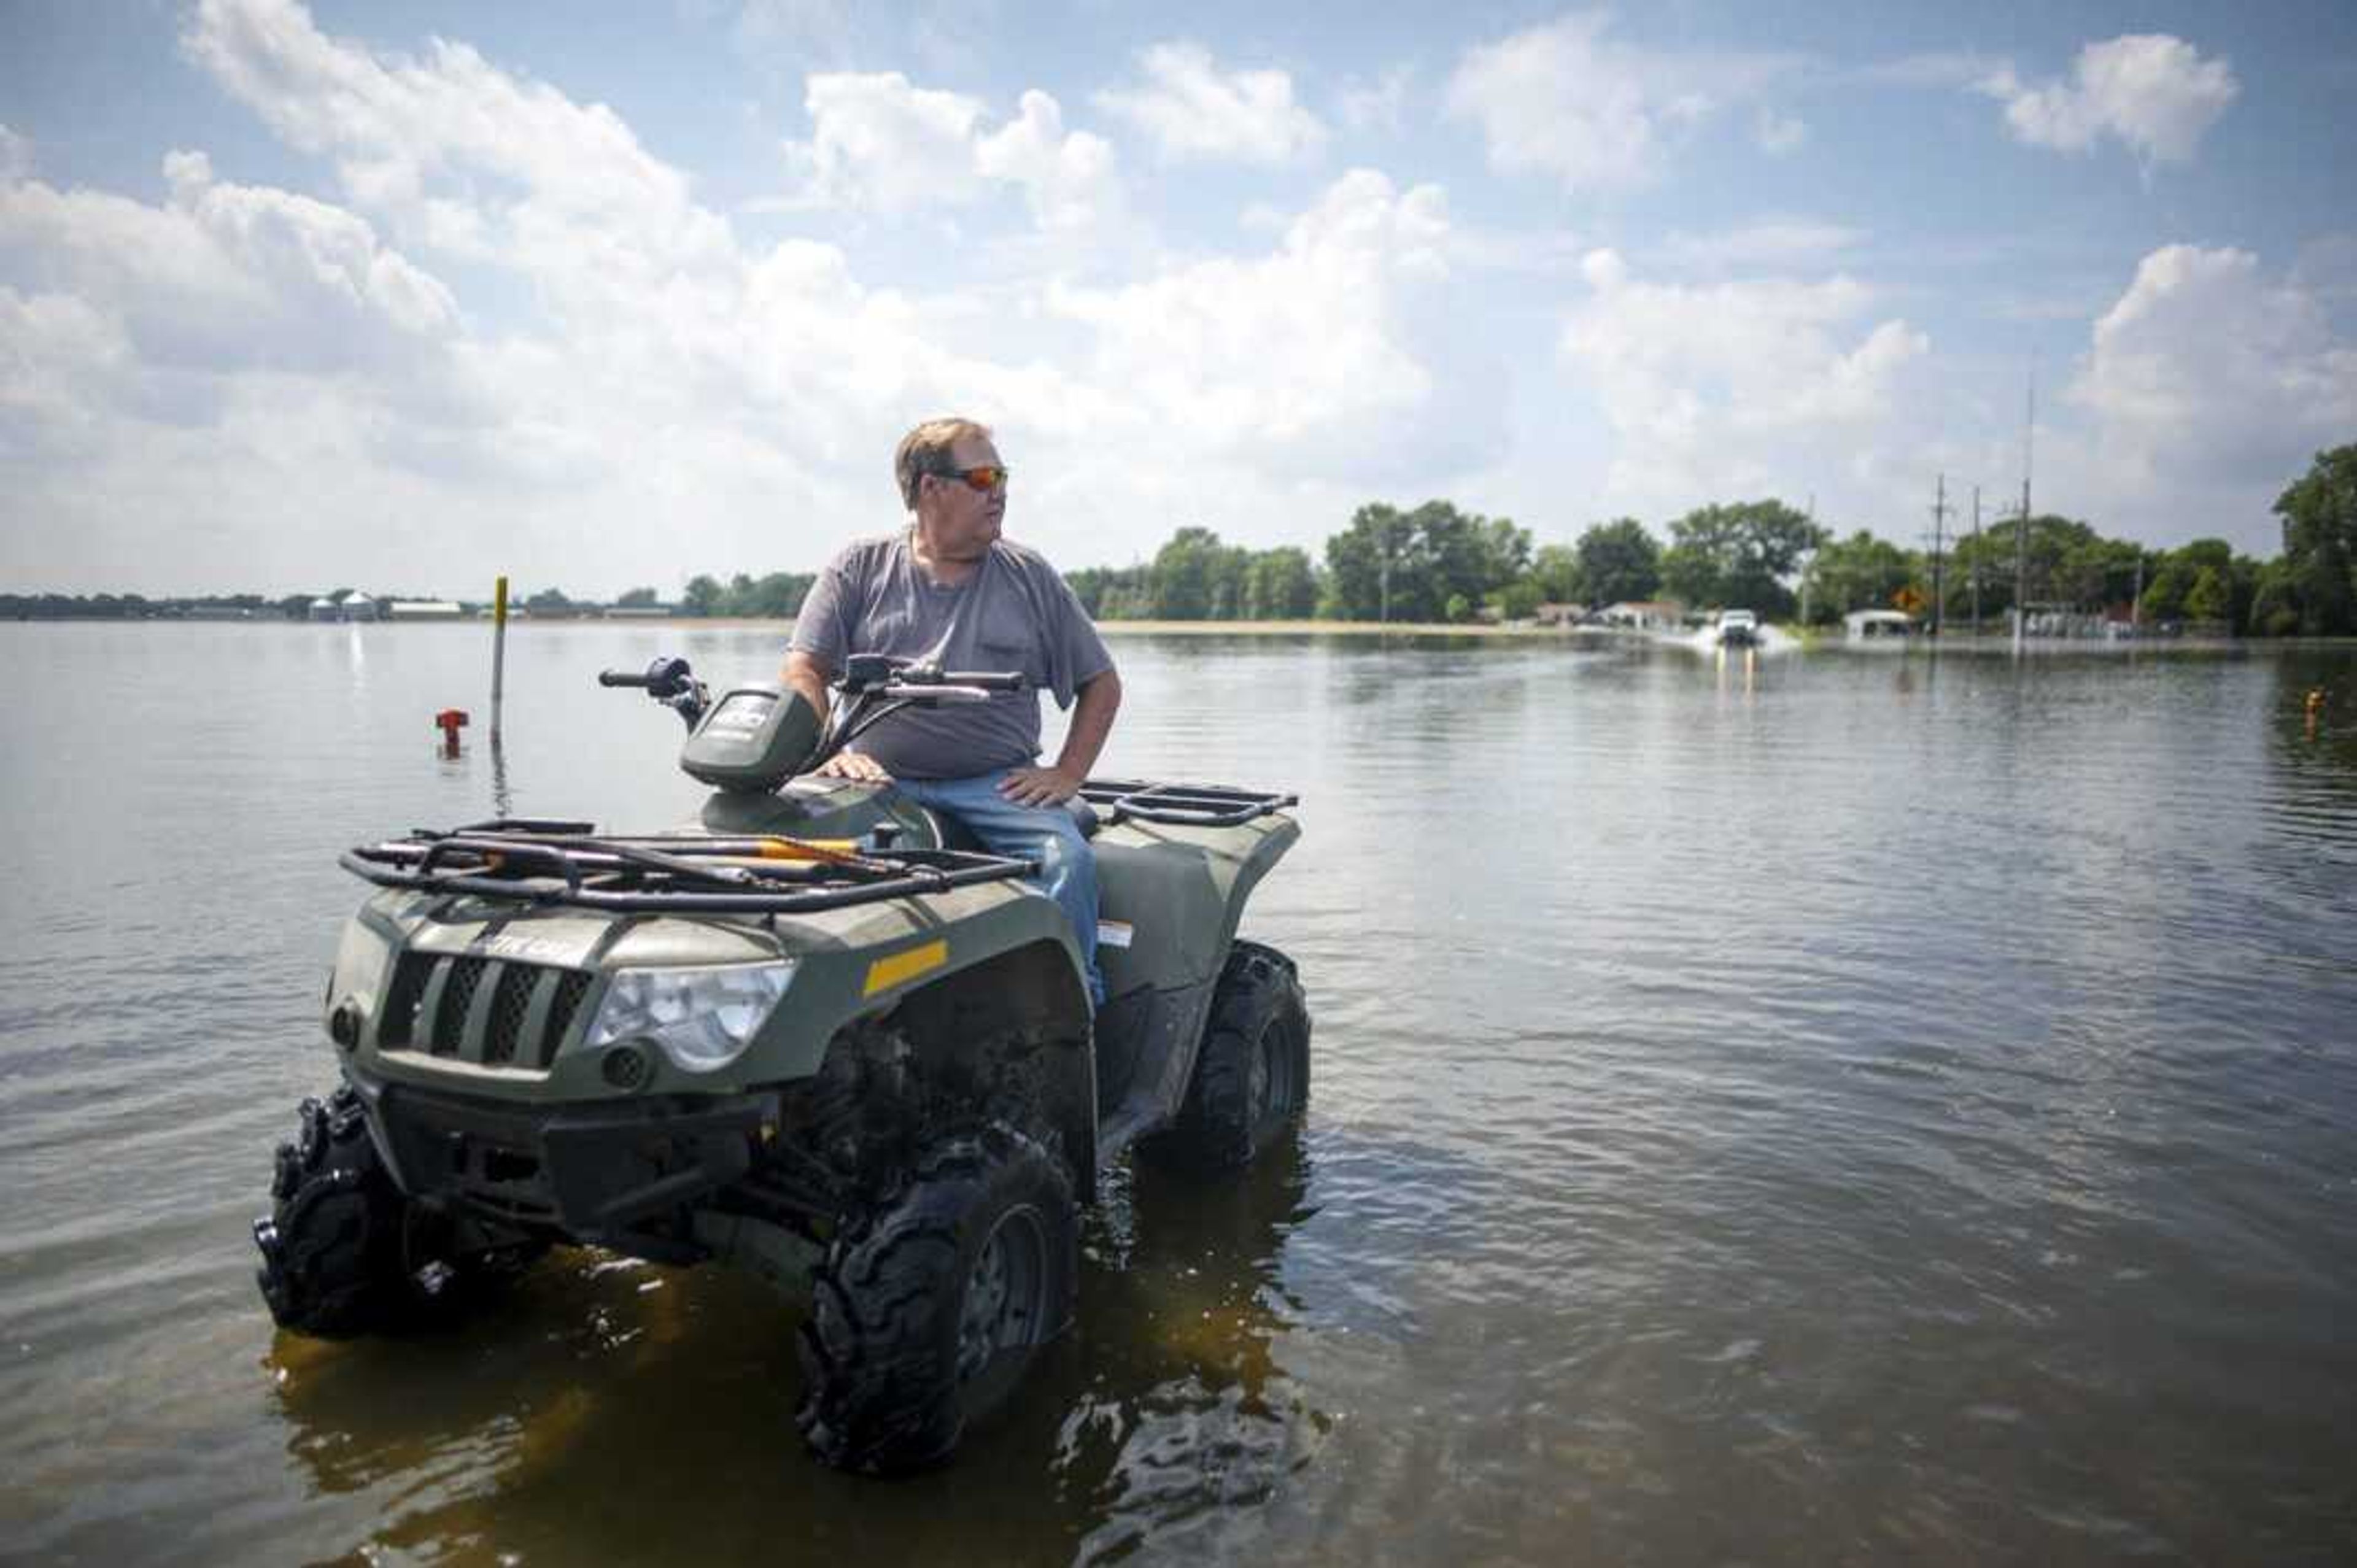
[891,769,1104,1008]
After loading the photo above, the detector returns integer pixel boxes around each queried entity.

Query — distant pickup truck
[1714,608,1762,647]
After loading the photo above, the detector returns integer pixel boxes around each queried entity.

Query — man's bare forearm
[781,649,832,721]
[1052,668,1122,780]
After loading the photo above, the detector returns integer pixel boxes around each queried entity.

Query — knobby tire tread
[795,1125,1076,1475]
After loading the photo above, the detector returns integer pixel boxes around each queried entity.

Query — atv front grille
[378,952,597,1072]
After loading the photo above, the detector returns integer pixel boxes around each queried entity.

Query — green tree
[1320,501,1527,622]
[1801,530,1918,625]
[1572,518,1662,605]
[2249,558,2304,636]
[1946,513,2114,617]
[1530,543,1583,605]
[733,572,815,617]
[1243,547,1318,619]
[615,585,659,608]
[2139,538,2233,624]
[1321,503,1427,621]
[2182,564,2230,624]
[525,586,573,610]
[2269,443,2357,635]
[682,574,724,616]
[1489,578,1544,620]
[1659,500,1824,617]
[1148,527,1241,619]
[1065,565,1148,618]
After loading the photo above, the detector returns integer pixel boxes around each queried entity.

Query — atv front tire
[795,1124,1077,1474]
[254,1086,485,1337]
[1161,940,1310,1171]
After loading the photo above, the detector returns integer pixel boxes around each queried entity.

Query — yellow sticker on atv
[863,939,948,997]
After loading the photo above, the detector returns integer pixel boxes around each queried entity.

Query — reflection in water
[260,1137,1325,1564]
[490,730,513,819]
[1711,643,1760,698]
[10,628,2357,1565]
[266,1253,801,1561]
[1057,1134,1327,1561]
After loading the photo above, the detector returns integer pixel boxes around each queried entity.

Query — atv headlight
[328,920,391,1018]
[584,962,796,1073]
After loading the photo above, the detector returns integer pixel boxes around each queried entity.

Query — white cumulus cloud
[974,92,1125,234]
[5,1,1503,594]
[2069,245,2357,503]
[778,73,1125,236]
[1046,169,1494,486]
[1446,11,1798,192]
[783,71,987,214]
[1978,34,2238,166]
[1,148,457,379]
[1563,249,1930,507]
[1094,42,1326,164]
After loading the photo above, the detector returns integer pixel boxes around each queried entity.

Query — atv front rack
[1079,779,1299,828]
[341,821,1036,914]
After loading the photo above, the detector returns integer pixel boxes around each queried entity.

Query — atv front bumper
[344,1068,779,1251]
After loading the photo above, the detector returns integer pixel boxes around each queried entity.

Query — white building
[1595,600,1687,632]
[1844,610,1915,640]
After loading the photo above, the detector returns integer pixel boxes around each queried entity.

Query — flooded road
[4,622,2355,1564]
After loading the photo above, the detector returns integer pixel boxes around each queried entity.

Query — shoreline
[10,614,2356,648]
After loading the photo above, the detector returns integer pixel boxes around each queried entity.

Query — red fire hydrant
[436,708,470,758]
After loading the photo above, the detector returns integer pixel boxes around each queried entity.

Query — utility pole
[2012,370,2035,657]
[1800,493,1816,627]
[1925,473,1949,639]
[1970,485,1983,633]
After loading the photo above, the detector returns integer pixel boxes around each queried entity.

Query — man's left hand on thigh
[997,763,1083,808]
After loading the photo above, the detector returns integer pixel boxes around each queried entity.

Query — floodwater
[4,622,2355,1566]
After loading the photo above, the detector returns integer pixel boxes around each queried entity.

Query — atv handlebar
[600,657,707,730]
[598,657,696,699]
[879,665,1026,697]
[599,652,1026,752]
[838,653,1024,695]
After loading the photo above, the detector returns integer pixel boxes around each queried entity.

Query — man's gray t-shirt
[789,533,1115,779]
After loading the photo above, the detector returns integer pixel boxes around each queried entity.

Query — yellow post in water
[491,575,509,739]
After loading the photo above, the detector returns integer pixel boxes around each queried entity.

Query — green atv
[254,654,1308,1473]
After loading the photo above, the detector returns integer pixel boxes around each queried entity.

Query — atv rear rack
[1079,779,1298,828]
[341,821,1036,914]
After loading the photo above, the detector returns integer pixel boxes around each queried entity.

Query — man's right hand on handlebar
[816,750,892,784]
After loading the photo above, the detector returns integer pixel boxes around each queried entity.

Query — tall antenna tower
[1970,484,1983,632]
[2012,365,2035,656]
[1800,492,1816,626]
[1926,474,1949,639]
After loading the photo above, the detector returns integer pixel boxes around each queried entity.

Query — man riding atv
[252,419,1306,1475]
[784,417,1123,1008]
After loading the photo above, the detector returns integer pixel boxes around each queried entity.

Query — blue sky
[3,0,2353,597]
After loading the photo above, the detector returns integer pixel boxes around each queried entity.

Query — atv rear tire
[795,1124,1077,1474]
[254,1086,484,1337]
[1161,940,1309,1171]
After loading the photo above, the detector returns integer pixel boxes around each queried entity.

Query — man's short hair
[895,417,994,509]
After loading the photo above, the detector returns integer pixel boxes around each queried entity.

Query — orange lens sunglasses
[934,464,1010,492]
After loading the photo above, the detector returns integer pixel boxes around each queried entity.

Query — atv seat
[931,795,1101,852]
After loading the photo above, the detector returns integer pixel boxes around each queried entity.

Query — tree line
[1072,442,2357,637]
[14,446,2350,636]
